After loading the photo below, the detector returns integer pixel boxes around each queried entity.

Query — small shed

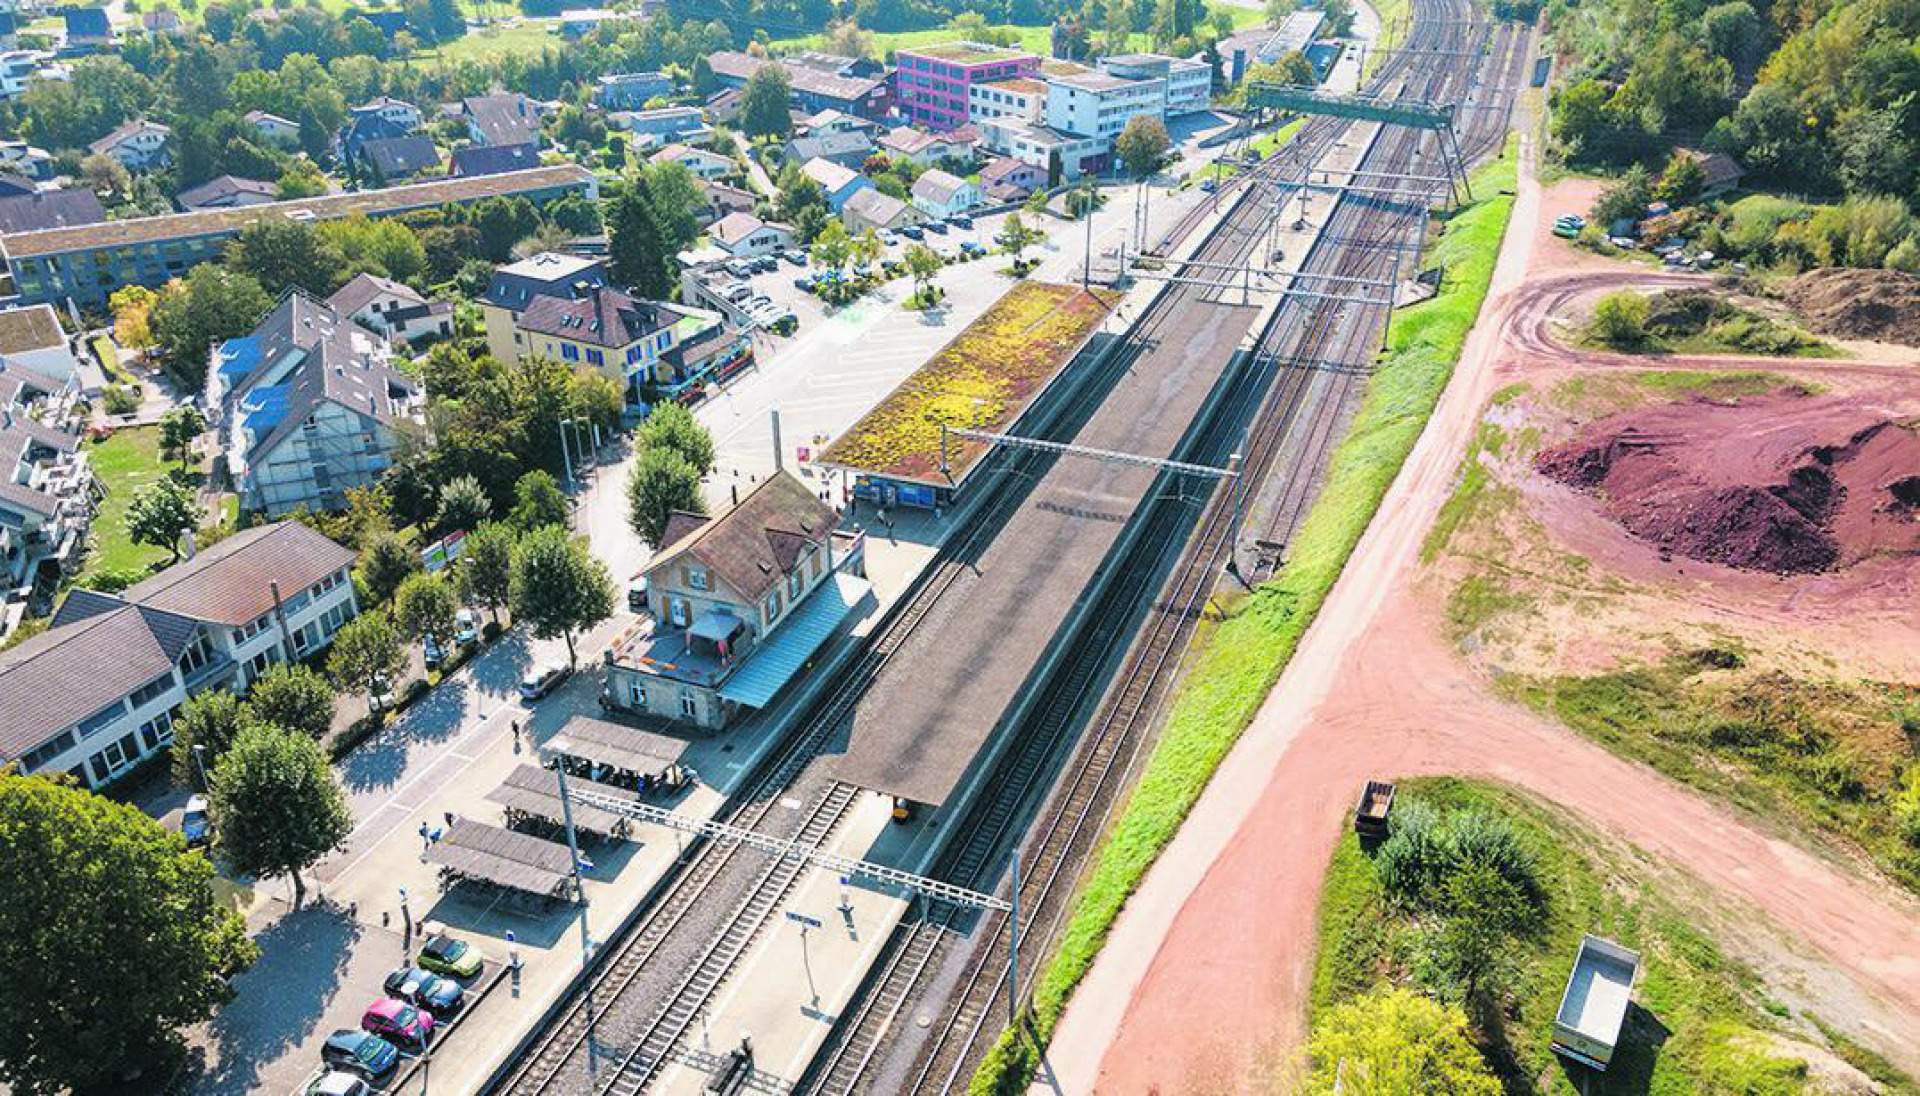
[425,818,574,900]
[485,763,634,837]
[542,715,692,787]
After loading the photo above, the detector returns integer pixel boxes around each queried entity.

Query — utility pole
[559,419,575,490]
[1008,854,1021,1026]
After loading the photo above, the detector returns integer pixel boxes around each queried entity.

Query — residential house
[3,164,597,308]
[707,50,890,119]
[560,8,628,37]
[141,9,184,35]
[0,521,361,789]
[782,130,875,171]
[704,87,743,124]
[607,105,711,148]
[649,142,733,182]
[176,175,278,212]
[354,135,441,182]
[980,155,1044,202]
[877,125,974,168]
[353,96,423,133]
[449,142,541,178]
[0,305,82,383]
[979,117,1107,180]
[709,212,793,258]
[335,110,412,163]
[458,92,544,148]
[327,272,453,345]
[1676,148,1745,196]
[480,251,611,365]
[0,359,94,606]
[88,120,171,171]
[207,292,424,516]
[515,285,675,396]
[244,110,301,147]
[60,6,112,50]
[604,471,870,730]
[968,75,1048,126]
[595,71,673,109]
[0,172,30,198]
[698,179,757,225]
[910,169,980,218]
[799,157,873,212]
[840,187,919,234]
[894,42,1041,131]
[0,139,52,179]
[0,48,50,100]
[0,188,105,236]
[799,109,880,139]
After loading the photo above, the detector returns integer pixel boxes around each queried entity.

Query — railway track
[794,7,1530,1094]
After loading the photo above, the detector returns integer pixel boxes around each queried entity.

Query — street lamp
[191,743,211,792]
[558,417,590,491]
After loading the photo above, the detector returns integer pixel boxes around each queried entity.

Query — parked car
[768,313,798,336]
[949,213,974,229]
[898,224,925,240]
[750,255,776,273]
[725,259,754,278]
[877,229,896,244]
[960,240,987,257]
[362,998,433,1050]
[744,294,772,312]
[794,274,816,291]
[627,577,649,612]
[303,1071,372,1096]
[384,966,465,1017]
[454,609,478,646]
[881,259,904,277]
[1199,177,1219,193]
[418,931,485,979]
[181,794,211,848]
[423,636,445,671]
[519,663,570,701]
[719,282,753,303]
[321,1030,399,1080]
[780,248,807,265]
[923,219,948,235]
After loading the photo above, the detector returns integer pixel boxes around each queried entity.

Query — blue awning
[719,572,873,709]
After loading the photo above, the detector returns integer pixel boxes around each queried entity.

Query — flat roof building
[0,164,596,308]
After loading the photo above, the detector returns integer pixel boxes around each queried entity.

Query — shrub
[1446,809,1541,901]
[1588,290,1650,347]
[102,384,140,416]
[1377,799,1448,905]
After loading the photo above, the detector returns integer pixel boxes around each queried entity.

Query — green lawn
[80,426,174,583]
[968,137,1521,1096]
[414,20,562,63]
[1310,778,1918,1093]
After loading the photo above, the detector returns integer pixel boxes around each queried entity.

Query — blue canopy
[719,573,873,709]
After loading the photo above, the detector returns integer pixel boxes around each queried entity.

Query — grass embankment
[1309,777,1917,1093]
[1366,0,1413,78]
[1507,655,1920,894]
[1584,289,1841,359]
[769,2,1263,55]
[966,135,1522,1095]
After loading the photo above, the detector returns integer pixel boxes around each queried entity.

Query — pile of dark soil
[1536,394,1920,574]
[1781,268,1920,347]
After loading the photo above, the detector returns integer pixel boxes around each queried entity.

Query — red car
[361,997,434,1050]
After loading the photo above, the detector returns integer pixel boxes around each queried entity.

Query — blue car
[321,1029,399,1080]
[899,224,925,240]
[384,966,464,1018]
[923,219,949,234]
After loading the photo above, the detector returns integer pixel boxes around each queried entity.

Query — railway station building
[603,472,871,730]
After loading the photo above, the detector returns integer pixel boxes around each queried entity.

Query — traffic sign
[786,911,823,930]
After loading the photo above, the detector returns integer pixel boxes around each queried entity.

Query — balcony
[609,609,754,688]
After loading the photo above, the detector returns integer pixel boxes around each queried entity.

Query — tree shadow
[189,901,363,1094]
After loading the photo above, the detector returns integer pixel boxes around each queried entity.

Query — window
[764,591,780,623]
[77,702,126,741]
[629,682,648,708]
[680,692,698,718]
[586,348,604,366]
[789,568,803,598]
[561,343,580,361]
[686,566,709,591]
[128,671,175,709]
[669,598,688,627]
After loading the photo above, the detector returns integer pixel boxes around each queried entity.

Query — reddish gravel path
[1037,164,1920,1094]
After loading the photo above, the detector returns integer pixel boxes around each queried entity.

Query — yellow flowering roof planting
[820,282,1121,486]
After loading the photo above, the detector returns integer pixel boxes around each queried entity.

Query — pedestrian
[443,810,456,830]
[512,720,522,751]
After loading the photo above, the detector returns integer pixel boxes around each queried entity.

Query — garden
[819,281,1120,483]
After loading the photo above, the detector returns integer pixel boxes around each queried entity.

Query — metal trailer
[1352,779,1396,838]
[1553,934,1641,1070]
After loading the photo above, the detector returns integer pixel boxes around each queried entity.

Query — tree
[327,612,405,710]
[1424,862,1529,1009]
[435,474,491,532]
[170,689,249,789]
[850,228,884,270]
[904,242,943,306]
[127,479,199,563]
[80,151,131,200]
[394,570,458,652]
[276,157,329,199]
[244,663,335,741]
[1588,290,1650,347]
[225,219,345,296]
[158,405,205,473]
[996,212,1043,265]
[626,447,706,548]
[208,723,351,910]
[456,521,517,626]
[1306,988,1500,1095]
[1024,187,1052,216]
[607,185,667,296]
[510,525,615,667]
[360,530,421,604]
[1700,0,1765,69]
[811,218,852,274]
[1320,0,1355,35]
[741,64,794,139]
[634,401,715,476]
[692,55,718,96]
[509,469,570,531]
[1116,114,1172,177]
[0,774,255,1095]
[1589,163,1654,227]
[1655,150,1707,207]
[824,17,872,59]
[110,285,157,349]
[148,265,272,385]
[470,195,541,262]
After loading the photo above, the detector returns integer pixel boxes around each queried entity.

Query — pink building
[894,42,1042,132]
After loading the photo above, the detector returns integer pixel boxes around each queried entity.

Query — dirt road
[1037,147,1920,1094]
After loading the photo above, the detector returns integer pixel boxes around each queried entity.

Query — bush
[1588,290,1650,347]
[1446,809,1540,900]
[78,566,149,593]
[1377,799,1448,905]
[102,384,140,416]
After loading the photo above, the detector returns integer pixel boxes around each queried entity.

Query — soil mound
[1781,268,1920,346]
[1536,394,1920,574]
